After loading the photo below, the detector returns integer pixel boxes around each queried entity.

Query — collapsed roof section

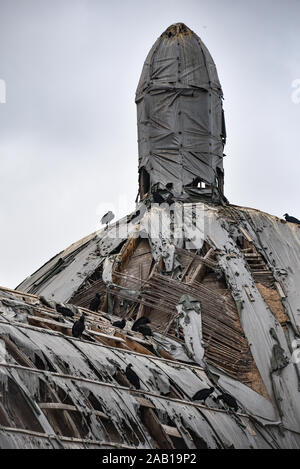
[0,285,300,449]
[136,23,226,203]
[15,202,300,446]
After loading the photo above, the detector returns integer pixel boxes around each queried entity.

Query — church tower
[136,23,226,203]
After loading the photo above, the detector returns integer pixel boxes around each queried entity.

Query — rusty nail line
[0,318,205,372]
[0,321,275,422]
[0,361,250,418]
[0,286,39,300]
[0,425,134,448]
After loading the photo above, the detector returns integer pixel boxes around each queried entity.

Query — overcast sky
[0,0,299,288]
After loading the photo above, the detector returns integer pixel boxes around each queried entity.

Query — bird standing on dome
[125,364,140,389]
[283,213,300,225]
[112,319,126,329]
[72,314,85,338]
[136,324,153,338]
[56,304,74,318]
[101,211,115,228]
[89,293,101,312]
[216,393,238,412]
[132,316,151,331]
[192,387,215,405]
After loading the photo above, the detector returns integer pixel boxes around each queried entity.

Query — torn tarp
[136,23,225,200]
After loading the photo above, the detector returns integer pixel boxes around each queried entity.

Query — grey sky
[0,0,299,288]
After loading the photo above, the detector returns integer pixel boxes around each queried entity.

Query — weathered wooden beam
[244,286,255,302]
[39,403,77,411]
[88,328,125,343]
[239,228,253,243]
[33,309,61,321]
[0,336,36,368]
[115,332,154,356]
[39,403,109,420]
[141,408,175,449]
[0,286,38,300]
[27,316,72,335]
[0,425,133,448]
[180,255,196,282]
[275,282,287,299]
[189,248,214,284]
[134,396,155,409]
[162,424,182,439]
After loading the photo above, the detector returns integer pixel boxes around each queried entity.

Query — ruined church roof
[6,202,300,448]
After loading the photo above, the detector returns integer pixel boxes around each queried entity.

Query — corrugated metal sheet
[1,286,299,449]
[6,201,300,448]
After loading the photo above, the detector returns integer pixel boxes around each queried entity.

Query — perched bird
[136,325,153,338]
[192,387,215,405]
[152,191,166,205]
[216,393,238,412]
[89,293,101,312]
[125,364,140,389]
[132,316,151,331]
[56,304,74,318]
[101,211,115,227]
[112,319,126,329]
[72,314,85,338]
[284,214,300,225]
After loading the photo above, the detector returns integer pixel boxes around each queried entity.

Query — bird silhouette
[56,304,74,318]
[101,211,115,228]
[192,387,215,405]
[284,214,300,225]
[132,316,151,331]
[112,319,126,329]
[72,314,85,338]
[152,191,165,205]
[89,293,101,312]
[216,393,238,412]
[136,325,153,338]
[125,364,140,389]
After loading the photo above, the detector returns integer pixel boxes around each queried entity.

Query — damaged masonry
[1,23,300,449]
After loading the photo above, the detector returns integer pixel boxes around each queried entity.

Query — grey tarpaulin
[136,23,226,200]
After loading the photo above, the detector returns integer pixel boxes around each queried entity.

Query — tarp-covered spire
[136,23,226,203]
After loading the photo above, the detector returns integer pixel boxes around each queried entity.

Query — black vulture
[132,316,151,331]
[136,325,153,338]
[192,387,215,405]
[56,304,74,318]
[72,314,85,338]
[284,214,300,225]
[152,191,166,205]
[101,211,115,227]
[112,319,126,329]
[89,293,101,312]
[125,364,140,389]
[216,393,238,412]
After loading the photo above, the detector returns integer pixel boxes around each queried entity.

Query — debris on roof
[1,284,300,449]
[9,200,300,448]
[2,23,300,449]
